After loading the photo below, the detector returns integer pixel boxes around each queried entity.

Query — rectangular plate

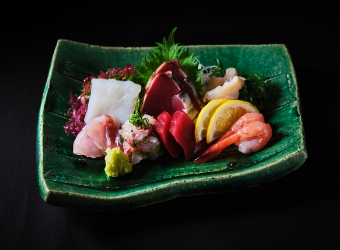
[37,40,307,211]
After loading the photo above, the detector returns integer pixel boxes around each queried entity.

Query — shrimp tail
[194,133,240,163]
[194,146,222,163]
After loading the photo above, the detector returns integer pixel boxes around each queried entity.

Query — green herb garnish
[239,73,278,112]
[109,71,136,82]
[211,59,225,77]
[120,135,125,142]
[154,146,160,153]
[81,90,91,96]
[129,97,150,129]
[134,27,201,91]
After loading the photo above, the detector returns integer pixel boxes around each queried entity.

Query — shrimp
[194,113,272,163]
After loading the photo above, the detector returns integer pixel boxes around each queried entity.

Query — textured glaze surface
[37,40,307,211]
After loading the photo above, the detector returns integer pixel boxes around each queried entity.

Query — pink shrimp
[194,113,272,163]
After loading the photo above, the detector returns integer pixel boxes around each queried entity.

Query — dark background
[1,4,339,250]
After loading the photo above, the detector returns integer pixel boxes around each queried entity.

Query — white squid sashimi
[84,79,141,125]
[203,75,245,102]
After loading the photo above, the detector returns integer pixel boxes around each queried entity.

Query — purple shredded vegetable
[64,91,88,137]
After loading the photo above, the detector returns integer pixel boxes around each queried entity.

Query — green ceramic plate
[37,40,307,211]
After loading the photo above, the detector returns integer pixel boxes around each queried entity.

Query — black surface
[1,5,338,250]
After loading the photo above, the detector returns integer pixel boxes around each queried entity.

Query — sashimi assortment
[64,27,278,177]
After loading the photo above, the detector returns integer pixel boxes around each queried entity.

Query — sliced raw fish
[225,68,238,82]
[119,114,156,145]
[73,115,121,158]
[73,132,104,158]
[205,68,238,92]
[206,76,225,92]
[140,71,181,117]
[203,76,245,102]
[172,91,199,122]
[119,115,161,165]
[84,79,141,125]
[152,59,202,112]
[122,141,144,165]
[130,151,144,165]
[154,111,182,158]
[135,136,159,153]
[168,111,196,160]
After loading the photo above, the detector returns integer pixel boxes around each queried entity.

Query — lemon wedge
[206,100,259,144]
[195,99,228,143]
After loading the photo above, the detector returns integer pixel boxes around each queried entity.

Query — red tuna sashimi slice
[152,59,202,112]
[154,111,183,158]
[168,111,196,160]
[73,115,122,158]
[140,71,181,117]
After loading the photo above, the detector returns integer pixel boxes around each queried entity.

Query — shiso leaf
[134,27,202,91]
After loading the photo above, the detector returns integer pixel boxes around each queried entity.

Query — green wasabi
[104,147,133,177]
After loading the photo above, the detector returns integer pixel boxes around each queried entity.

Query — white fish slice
[84,79,141,125]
